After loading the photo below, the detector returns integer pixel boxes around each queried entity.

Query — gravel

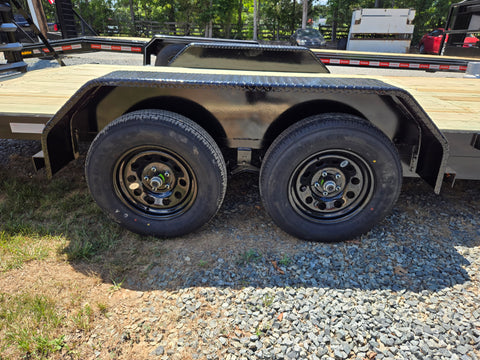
[127,173,479,360]
[3,55,480,359]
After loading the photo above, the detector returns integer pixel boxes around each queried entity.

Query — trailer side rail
[313,49,472,72]
[20,36,148,58]
[19,36,476,73]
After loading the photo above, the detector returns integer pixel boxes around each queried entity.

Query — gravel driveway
[1,53,479,360]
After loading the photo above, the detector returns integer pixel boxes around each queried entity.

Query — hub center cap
[323,180,337,193]
[150,176,163,190]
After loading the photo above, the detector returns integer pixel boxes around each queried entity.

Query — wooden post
[27,0,48,37]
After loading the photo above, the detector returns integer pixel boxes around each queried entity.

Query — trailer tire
[259,113,402,242]
[86,109,227,238]
[155,44,185,66]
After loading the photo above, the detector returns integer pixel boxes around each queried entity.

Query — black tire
[259,114,402,242]
[154,44,186,66]
[419,44,425,54]
[86,110,227,237]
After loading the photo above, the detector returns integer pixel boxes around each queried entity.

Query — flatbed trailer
[1,46,480,242]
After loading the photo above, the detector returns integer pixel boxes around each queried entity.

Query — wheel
[155,44,185,66]
[419,44,425,54]
[86,110,227,237]
[259,114,402,242]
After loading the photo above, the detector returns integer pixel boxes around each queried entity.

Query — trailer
[346,8,416,53]
[1,40,479,242]
[441,0,480,58]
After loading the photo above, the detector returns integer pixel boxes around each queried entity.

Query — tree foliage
[55,0,456,43]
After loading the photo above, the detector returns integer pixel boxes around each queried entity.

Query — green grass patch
[0,293,66,358]
[279,254,292,267]
[0,167,123,264]
[72,304,94,332]
[0,231,62,272]
[237,249,262,265]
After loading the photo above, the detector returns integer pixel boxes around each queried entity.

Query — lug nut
[151,167,157,173]
[165,184,170,190]
[322,191,329,196]
[336,185,341,191]
[144,176,149,181]
[321,171,328,177]
[164,171,170,177]
[314,182,321,189]
[335,173,341,179]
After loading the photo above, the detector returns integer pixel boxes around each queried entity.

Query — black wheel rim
[114,146,197,219]
[288,150,374,223]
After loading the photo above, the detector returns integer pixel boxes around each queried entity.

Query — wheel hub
[141,162,175,192]
[312,167,346,197]
[290,150,373,222]
[115,148,196,217]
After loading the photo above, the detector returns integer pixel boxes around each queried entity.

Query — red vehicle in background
[419,28,479,54]
[419,28,445,54]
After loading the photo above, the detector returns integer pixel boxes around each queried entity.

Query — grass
[198,260,208,267]
[237,249,262,265]
[0,293,67,358]
[72,304,94,331]
[0,164,123,266]
[0,231,59,272]
[279,254,292,267]
[0,157,130,358]
[0,292,108,358]
[97,302,108,316]
[110,278,125,292]
[262,294,274,307]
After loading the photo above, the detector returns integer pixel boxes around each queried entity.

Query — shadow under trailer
[1,44,480,242]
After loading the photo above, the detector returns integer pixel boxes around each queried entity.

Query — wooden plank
[381,76,480,132]
[0,64,149,115]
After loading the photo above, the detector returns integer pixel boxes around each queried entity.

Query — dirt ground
[1,55,479,360]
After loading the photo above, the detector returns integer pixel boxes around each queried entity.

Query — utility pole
[206,0,213,37]
[27,0,48,37]
[129,0,135,23]
[253,0,258,40]
[302,0,308,29]
[292,0,295,33]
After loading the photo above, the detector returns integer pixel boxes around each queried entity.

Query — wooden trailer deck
[1,64,479,133]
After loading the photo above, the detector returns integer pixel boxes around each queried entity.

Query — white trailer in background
[347,8,416,53]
